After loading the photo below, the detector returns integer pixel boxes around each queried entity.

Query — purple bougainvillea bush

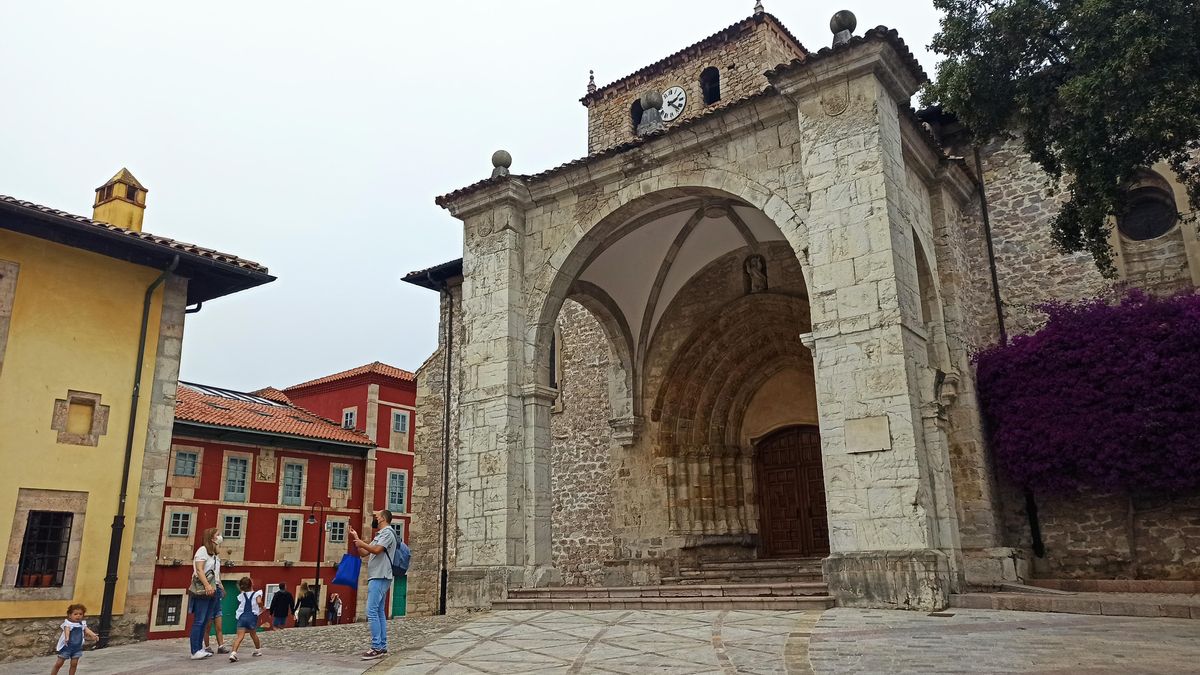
[975,290,1200,494]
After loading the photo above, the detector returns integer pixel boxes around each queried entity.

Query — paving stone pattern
[808,607,1200,674]
[395,609,819,674]
[0,615,470,675]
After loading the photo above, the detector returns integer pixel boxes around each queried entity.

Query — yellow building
[0,170,274,658]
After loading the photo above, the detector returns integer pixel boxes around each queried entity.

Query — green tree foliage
[924,0,1200,274]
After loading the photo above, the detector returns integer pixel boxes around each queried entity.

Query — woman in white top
[189,527,222,660]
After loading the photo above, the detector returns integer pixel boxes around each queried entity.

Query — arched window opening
[1118,172,1178,241]
[913,230,936,325]
[700,67,721,105]
[630,99,644,133]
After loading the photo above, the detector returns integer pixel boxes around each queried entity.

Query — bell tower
[92,168,147,232]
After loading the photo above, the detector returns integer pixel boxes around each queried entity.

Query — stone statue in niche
[744,254,768,294]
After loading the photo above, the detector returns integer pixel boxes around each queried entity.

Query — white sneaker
[252,650,262,657]
[191,651,210,660]
[229,652,238,663]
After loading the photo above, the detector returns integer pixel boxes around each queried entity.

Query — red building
[283,361,418,550]
[148,363,416,639]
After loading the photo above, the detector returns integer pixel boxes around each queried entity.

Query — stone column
[775,39,961,610]
[521,384,557,586]
[443,181,539,608]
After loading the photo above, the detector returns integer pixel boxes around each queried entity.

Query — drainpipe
[97,254,179,648]
[426,272,454,615]
[974,146,1044,558]
[974,146,1007,345]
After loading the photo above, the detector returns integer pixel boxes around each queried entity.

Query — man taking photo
[349,508,397,660]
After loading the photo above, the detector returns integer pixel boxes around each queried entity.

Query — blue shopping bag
[332,553,361,587]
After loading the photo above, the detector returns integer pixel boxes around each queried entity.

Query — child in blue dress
[50,603,98,675]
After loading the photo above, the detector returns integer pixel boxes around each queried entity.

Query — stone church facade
[401,8,1200,615]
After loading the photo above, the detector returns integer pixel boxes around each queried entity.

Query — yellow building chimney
[92,168,147,232]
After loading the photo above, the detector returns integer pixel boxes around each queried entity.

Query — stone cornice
[441,178,534,220]
[768,38,922,109]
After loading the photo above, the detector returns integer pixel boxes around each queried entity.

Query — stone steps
[663,557,824,586]
[951,592,1200,619]
[493,595,836,611]
[1029,578,1200,594]
[507,582,830,599]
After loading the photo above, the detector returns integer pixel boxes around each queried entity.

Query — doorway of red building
[391,576,407,616]
[217,580,239,635]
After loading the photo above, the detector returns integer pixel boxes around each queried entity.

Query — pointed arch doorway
[755,425,829,558]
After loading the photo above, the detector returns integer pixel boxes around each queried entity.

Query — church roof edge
[579,11,807,105]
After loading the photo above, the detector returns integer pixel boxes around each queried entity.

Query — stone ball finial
[639,90,664,112]
[491,150,512,178]
[830,10,857,35]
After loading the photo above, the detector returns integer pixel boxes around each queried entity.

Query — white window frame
[168,511,191,538]
[342,407,357,429]
[331,466,350,491]
[281,461,304,506]
[222,514,244,540]
[223,454,251,502]
[392,410,409,434]
[386,469,409,514]
[173,450,198,477]
[328,520,347,544]
[280,516,300,542]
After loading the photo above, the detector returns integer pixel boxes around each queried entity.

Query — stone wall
[406,283,462,616]
[0,614,144,662]
[584,16,803,152]
[1002,488,1200,580]
[548,300,616,586]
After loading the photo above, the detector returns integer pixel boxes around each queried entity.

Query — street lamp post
[306,501,326,624]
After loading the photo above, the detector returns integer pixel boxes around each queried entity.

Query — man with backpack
[348,508,409,661]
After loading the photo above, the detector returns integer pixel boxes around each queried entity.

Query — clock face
[661,85,686,121]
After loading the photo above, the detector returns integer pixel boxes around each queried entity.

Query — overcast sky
[0,1,943,391]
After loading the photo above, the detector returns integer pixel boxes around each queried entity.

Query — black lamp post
[306,501,326,624]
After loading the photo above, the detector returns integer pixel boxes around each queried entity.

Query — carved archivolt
[652,293,812,535]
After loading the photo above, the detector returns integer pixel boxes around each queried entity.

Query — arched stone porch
[434,32,1002,611]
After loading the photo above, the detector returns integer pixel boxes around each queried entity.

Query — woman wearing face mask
[190,528,222,660]
[203,533,229,655]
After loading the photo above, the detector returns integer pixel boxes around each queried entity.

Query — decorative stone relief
[50,390,110,447]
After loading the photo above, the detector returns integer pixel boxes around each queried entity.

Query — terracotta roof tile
[284,361,416,391]
[176,382,373,446]
[250,386,293,404]
[0,194,269,274]
[580,12,806,104]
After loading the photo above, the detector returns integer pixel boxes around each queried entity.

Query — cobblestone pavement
[384,609,821,674]
[808,607,1200,674]
[0,615,470,675]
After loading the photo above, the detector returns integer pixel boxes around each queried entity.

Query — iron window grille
[155,593,183,626]
[16,511,73,588]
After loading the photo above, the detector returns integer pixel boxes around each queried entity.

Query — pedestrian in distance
[348,508,398,660]
[228,576,264,662]
[295,581,318,627]
[49,603,98,675]
[189,527,222,660]
[326,592,342,626]
[267,582,293,630]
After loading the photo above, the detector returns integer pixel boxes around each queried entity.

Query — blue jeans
[189,595,219,654]
[366,578,389,650]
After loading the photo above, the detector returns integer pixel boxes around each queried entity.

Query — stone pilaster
[445,181,538,608]
[777,39,960,610]
[125,275,188,640]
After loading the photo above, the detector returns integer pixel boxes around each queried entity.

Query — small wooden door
[756,426,829,558]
